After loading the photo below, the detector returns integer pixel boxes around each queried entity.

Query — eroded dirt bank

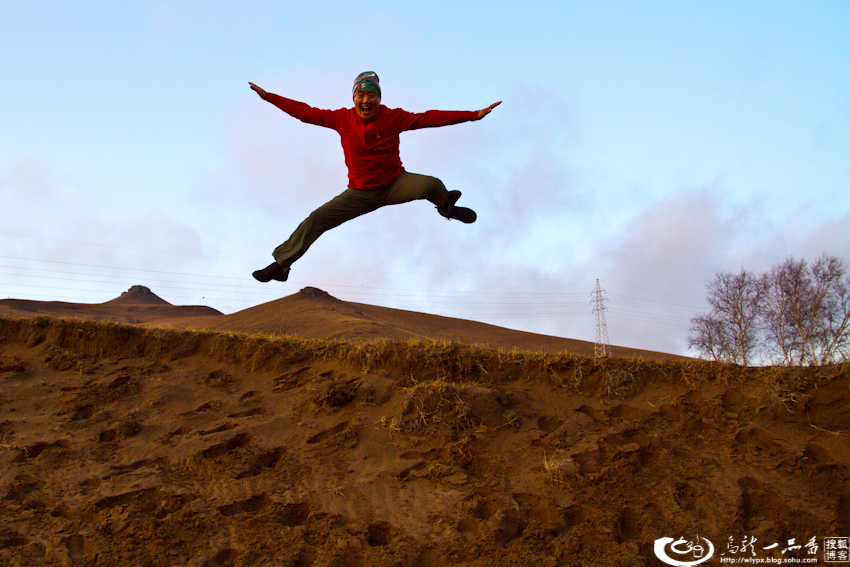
[1,317,848,566]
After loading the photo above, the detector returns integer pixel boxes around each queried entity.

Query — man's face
[354,91,380,122]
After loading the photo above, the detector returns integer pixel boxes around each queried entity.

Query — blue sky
[2,1,849,356]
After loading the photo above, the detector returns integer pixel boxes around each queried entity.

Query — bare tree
[810,256,850,363]
[688,313,727,362]
[760,255,849,365]
[688,269,765,365]
[761,258,807,365]
[691,255,850,366]
[824,275,850,362]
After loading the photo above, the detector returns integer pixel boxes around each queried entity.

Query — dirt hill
[103,285,173,306]
[192,285,654,357]
[0,285,684,361]
[0,316,847,566]
[0,286,221,326]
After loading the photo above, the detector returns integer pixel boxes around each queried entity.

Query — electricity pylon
[591,279,611,359]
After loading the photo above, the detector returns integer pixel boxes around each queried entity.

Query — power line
[608,304,694,321]
[1,231,575,283]
[0,278,700,323]
[608,293,704,311]
[0,232,234,261]
[614,282,705,301]
[0,255,247,281]
[0,256,589,298]
[608,315,691,328]
[0,249,709,332]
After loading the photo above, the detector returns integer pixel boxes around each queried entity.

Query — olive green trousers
[272,171,449,268]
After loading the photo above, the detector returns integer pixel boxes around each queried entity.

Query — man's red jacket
[266,93,480,190]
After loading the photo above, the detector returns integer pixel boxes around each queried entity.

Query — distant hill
[0,285,221,325]
[162,287,687,361]
[0,285,686,360]
[103,284,173,306]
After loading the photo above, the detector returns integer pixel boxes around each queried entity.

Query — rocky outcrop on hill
[106,285,171,306]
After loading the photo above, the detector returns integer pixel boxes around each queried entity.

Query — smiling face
[354,91,380,122]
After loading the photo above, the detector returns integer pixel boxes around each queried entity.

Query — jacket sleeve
[399,109,481,131]
[265,93,338,129]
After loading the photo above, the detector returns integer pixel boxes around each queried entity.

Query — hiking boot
[436,190,462,218]
[252,262,289,283]
[436,190,476,223]
[445,206,477,223]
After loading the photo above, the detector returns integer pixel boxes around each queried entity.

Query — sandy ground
[0,316,848,566]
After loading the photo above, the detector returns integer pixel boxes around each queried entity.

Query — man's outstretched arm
[248,82,337,128]
[403,101,502,131]
[478,101,501,119]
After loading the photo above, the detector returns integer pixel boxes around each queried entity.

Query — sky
[2,1,849,356]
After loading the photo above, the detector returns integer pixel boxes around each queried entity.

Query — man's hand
[249,82,268,100]
[478,101,501,119]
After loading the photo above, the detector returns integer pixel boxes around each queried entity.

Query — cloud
[601,188,734,288]
[0,159,55,204]
[589,188,732,353]
[0,158,212,305]
[381,87,583,266]
[798,211,850,262]
[572,187,850,356]
[208,86,349,219]
[2,207,205,271]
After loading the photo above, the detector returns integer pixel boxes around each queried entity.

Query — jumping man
[250,71,501,283]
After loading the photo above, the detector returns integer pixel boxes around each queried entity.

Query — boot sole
[449,206,477,224]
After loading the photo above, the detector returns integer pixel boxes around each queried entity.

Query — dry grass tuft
[394,379,479,435]
[542,451,577,485]
[0,431,18,454]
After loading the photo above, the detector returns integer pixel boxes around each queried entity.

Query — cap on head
[352,71,381,99]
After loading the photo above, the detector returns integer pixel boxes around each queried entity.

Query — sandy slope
[0,317,847,566]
